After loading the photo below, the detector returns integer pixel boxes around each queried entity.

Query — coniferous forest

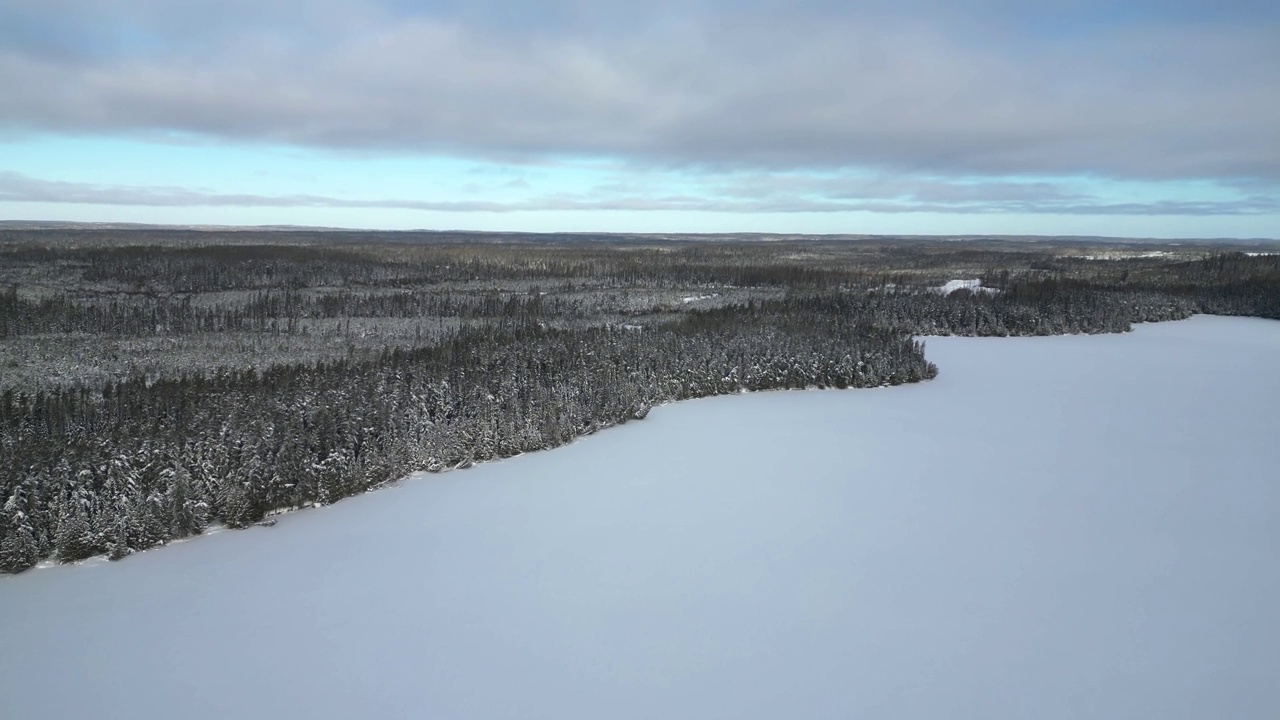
[2,228,1278,573]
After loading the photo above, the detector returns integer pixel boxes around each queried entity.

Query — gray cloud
[1,1,1278,185]
[4,171,1274,216]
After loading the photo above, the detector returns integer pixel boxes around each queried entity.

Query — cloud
[1,1,1278,187]
[3,171,1274,216]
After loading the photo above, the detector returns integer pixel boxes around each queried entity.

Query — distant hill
[0,220,1275,249]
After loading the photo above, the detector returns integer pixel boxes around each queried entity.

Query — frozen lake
[2,315,1279,719]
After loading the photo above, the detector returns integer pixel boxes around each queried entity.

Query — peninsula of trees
[2,230,1277,573]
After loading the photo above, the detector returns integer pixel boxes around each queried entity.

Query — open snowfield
[2,315,1279,719]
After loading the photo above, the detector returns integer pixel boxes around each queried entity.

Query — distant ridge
[0,220,347,232]
[0,220,1275,246]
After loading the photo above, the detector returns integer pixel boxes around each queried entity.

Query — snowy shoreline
[3,315,1278,720]
[14,313,1272,576]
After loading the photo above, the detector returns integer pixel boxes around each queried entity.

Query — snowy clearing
[2,316,1278,720]
[934,278,998,295]
[1074,250,1173,260]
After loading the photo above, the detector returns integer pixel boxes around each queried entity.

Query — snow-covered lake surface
[3,315,1280,720]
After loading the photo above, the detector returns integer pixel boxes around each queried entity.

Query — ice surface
[2,316,1279,720]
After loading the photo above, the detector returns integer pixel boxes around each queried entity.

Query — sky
[1,0,1277,237]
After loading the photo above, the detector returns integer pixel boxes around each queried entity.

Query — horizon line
[1,220,1277,244]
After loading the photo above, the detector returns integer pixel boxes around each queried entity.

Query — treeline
[0,287,567,338]
[6,250,1277,340]
[864,282,1197,336]
[3,239,1279,574]
[874,253,1280,336]
[0,240,868,294]
[0,303,936,573]
[1136,252,1280,319]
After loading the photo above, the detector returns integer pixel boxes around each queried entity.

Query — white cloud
[1,1,1278,184]
[2,170,1274,216]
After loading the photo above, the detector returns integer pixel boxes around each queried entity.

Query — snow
[1076,250,1172,260]
[681,293,719,303]
[935,278,997,295]
[3,316,1280,720]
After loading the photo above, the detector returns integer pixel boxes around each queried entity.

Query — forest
[2,229,1278,573]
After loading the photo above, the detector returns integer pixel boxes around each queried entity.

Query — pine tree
[55,496,98,563]
[0,485,40,573]
[0,526,39,573]
[167,465,207,537]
